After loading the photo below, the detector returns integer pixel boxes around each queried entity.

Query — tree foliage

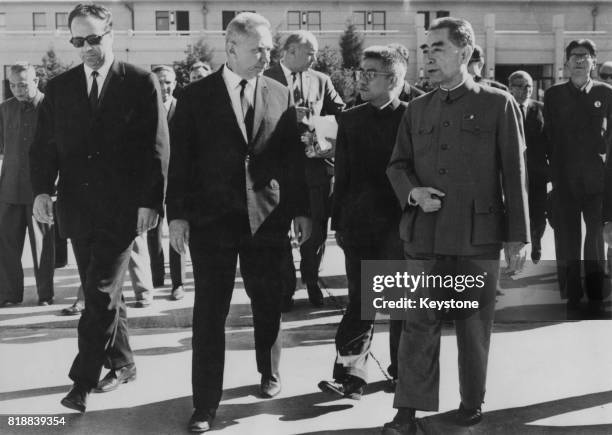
[339,22,363,69]
[36,48,72,92]
[173,38,214,87]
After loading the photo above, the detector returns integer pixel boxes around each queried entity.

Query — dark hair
[363,45,407,83]
[428,17,475,49]
[68,3,112,30]
[565,39,596,61]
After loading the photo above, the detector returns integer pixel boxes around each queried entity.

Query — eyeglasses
[354,69,392,82]
[600,73,612,80]
[569,53,592,62]
[69,30,110,48]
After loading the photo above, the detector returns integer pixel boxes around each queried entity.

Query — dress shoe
[318,375,365,400]
[188,408,216,433]
[94,364,137,393]
[170,285,185,301]
[61,302,84,316]
[456,403,482,426]
[260,375,281,398]
[306,283,324,307]
[61,384,90,413]
[381,408,417,435]
[38,298,54,306]
[0,300,21,308]
[530,248,541,264]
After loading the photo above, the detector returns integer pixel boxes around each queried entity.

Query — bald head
[599,61,612,85]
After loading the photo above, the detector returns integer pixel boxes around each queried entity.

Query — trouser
[0,202,54,302]
[69,234,134,389]
[128,232,153,300]
[528,177,547,246]
[552,186,604,302]
[190,215,286,410]
[332,231,403,383]
[394,252,499,411]
[147,217,186,288]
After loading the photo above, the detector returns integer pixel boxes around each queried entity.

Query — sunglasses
[600,73,612,80]
[69,30,110,48]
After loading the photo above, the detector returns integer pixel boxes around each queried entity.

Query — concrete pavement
[1,227,612,434]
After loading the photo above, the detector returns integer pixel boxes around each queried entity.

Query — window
[436,10,450,18]
[176,11,189,32]
[352,11,366,30]
[155,11,170,31]
[222,10,256,30]
[33,12,46,31]
[55,12,69,31]
[306,11,321,31]
[371,11,385,30]
[0,13,6,29]
[417,11,430,29]
[287,10,321,30]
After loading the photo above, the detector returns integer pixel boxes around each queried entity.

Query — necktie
[291,72,302,105]
[89,70,99,112]
[239,79,254,143]
[519,104,526,121]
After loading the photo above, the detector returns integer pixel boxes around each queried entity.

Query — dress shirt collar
[570,78,593,94]
[223,63,257,95]
[20,90,43,111]
[280,61,295,85]
[83,53,114,82]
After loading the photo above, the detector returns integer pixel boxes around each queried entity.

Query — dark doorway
[495,64,553,101]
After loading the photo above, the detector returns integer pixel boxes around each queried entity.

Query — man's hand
[292,216,312,246]
[605,222,612,245]
[33,194,54,225]
[107,287,122,311]
[136,207,158,235]
[169,219,190,255]
[410,187,445,213]
[504,241,527,273]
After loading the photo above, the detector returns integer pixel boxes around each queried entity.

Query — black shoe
[531,248,541,264]
[306,283,324,307]
[61,384,90,413]
[0,300,21,308]
[170,285,185,301]
[381,408,417,435]
[94,364,137,393]
[188,408,216,433]
[38,298,54,306]
[260,375,281,398]
[318,375,365,400]
[456,403,482,426]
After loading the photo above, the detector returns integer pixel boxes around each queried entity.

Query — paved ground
[1,225,611,434]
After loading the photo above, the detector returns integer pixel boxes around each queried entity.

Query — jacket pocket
[413,124,434,157]
[471,198,505,245]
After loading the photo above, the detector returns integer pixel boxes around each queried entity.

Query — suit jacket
[331,99,407,243]
[387,77,529,256]
[166,67,309,236]
[264,65,345,186]
[544,80,612,197]
[167,97,177,126]
[30,60,170,241]
[522,99,548,180]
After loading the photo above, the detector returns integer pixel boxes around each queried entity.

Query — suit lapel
[302,69,312,102]
[167,97,176,122]
[214,68,248,147]
[74,64,90,116]
[97,60,124,113]
[252,77,268,146]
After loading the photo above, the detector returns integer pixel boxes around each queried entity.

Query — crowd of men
[1,2,612,434]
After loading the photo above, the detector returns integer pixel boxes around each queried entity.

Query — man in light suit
[383,18,528,434]
[31,3,169,413]
[166,12,311,432]
[508,70,548,263]
[147,65,186,301]
[264,30,344,310]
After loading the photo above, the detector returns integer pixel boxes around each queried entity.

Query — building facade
[1,0,612,100]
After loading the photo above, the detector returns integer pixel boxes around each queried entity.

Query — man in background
[468,45,508,91]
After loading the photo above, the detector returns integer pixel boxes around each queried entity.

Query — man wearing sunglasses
[545,39,612,319]
[30,3,169,413]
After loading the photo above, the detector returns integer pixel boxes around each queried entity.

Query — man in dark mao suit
[264,30,344,309]
[508,70,548,263]
[166,13,311,432]
[30,3,169,413]
[382,18,528,434]
[544,39,612,317]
